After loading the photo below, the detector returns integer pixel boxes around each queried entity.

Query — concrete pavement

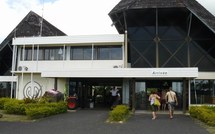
[0,110,210,134]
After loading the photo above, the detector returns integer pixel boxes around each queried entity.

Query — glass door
[135,80,183,110]
[172,82,183,110]
[135,82,147,110]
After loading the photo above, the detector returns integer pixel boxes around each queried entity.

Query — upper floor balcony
[12,34,125,73]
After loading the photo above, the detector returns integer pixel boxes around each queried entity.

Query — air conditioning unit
[118,65,123,68]
[17,66,28,71]
[113,65,123,68]
[23,66,28,71]
[18,66,22,71]
[113,65,118,68]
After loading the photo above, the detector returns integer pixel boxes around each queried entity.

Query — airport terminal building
[2,0,215,112]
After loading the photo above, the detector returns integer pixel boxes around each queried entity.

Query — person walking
[161,89,167,111]
[148,90,160,120]
[110,86,120,109]
[165,87,178,119]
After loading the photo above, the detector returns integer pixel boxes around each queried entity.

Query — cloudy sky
[0,0,215,43]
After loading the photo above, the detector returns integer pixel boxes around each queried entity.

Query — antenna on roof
[39,0,44,36]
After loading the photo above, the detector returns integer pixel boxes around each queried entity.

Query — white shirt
[110,89,119,96]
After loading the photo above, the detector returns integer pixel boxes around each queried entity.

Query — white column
[188,79,191,108]
[122,79,129,104]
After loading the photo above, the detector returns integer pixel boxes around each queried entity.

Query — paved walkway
[0,110,210,134]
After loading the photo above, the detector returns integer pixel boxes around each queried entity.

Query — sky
[0,0,215,43]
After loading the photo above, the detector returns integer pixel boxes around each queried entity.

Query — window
[21,46,65,61]
[70,47,92,60]
[191,80,215,104]
[93,46,122,60]
[21,47,34,61]
[44,48,64,60]
[70,46,122,60]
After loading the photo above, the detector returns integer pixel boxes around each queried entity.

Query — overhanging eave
[41,68,198,78]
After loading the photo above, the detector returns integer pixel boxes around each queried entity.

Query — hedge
[25,102,67,119]
[189,106,215,126]
[0,98,67,119]
[0,97,12,110]
[4,99,26,115]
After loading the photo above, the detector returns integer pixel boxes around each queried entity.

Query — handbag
[154,98,161,106]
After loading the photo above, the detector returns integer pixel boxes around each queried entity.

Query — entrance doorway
[135,80,183,110]
[68,78,122,109]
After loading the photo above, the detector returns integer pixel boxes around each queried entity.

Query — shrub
[39,96,55,103]
[25,106,55,119]
[4,99,26,115]
[23,97,39,104]
[25,101,67,119]
[1,97,67,119]
[47,101,68,113]
[0,97,11,110]
[207,106,215,112]
[190,106,215,126]
[189,106,203,119]
[109,105,130,122]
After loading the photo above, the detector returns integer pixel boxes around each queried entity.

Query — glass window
[38,49,44,60]
[43,47,65,60]
[44,49,50,60]
[83,48,92,60]
[99,47,109,60]
[72,48,83,60]
[111,47,122,60]
[70,47,92,60]
[21,47,34,61]
[21,47,65,61]
[93,46,122,60]
[24,48,32,60]
[191,80,215,104]
[129,40,156,67]
[0,82,16,98]
[50,48,64,60]
[135,82,146,110]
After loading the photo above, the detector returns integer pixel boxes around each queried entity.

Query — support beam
[130,78,136,113]
[155,8,159,67]
[124,31,128,68]
[123,11,128,68]
[187,13,193,67]
[182,78,188,113]
[54,78,57,90]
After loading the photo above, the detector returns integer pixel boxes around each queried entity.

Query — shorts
[151,104,158,112]
[168,102,175,111]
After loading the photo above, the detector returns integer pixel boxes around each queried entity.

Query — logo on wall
[23,81,42,98]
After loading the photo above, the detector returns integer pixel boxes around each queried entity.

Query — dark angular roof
[0,11,66,75]
[0,11,66,50]
[109,0,215,34]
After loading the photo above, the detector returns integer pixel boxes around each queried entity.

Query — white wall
[57,78,67,93]
[16,73,66,99]
[197,72,215,79]
[17,60,124,72]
